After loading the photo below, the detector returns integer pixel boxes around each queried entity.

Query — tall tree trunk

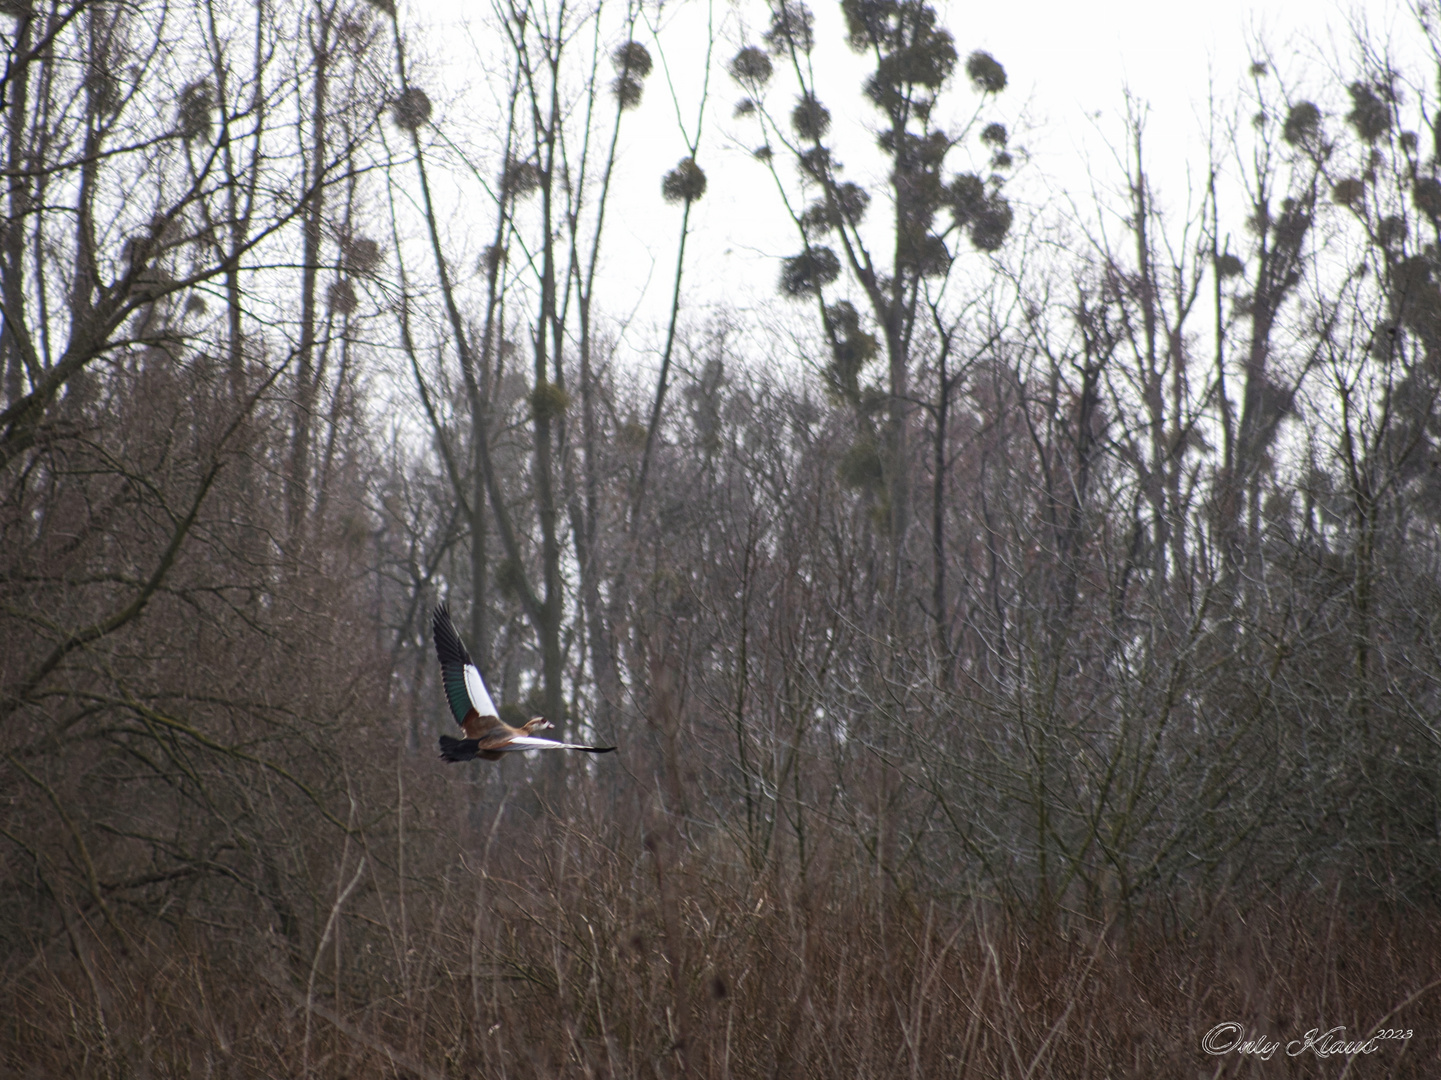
[288,2,332,544]
[1,15,34,410]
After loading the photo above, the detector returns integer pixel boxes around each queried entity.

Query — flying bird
[431,602,615,762]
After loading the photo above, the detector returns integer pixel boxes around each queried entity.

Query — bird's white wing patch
[502,735,576,751]
[464,663,499,718]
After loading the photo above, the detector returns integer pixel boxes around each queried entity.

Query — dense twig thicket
[4,0,1441,1076]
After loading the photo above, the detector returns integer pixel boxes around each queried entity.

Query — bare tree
[730,0,1013,602]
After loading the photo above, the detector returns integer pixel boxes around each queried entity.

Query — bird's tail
[439,735,481,762]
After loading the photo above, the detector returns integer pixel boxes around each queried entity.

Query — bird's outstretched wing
[501,735,616,754]
[432,602,499,728]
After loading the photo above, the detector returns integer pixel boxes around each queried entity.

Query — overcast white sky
[413,0,1405,358]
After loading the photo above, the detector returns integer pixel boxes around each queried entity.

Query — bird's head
[522,716,554,734]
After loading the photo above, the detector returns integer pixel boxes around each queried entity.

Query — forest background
[3,0,1441,1075]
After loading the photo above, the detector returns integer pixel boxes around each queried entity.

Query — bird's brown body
[458,713,554,760]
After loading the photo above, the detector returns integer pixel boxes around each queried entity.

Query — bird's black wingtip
[432,602,472,668]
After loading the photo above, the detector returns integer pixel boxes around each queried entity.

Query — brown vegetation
[7,804,1440,1077]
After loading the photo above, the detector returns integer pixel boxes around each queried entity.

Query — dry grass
[5,792,1438,1080]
